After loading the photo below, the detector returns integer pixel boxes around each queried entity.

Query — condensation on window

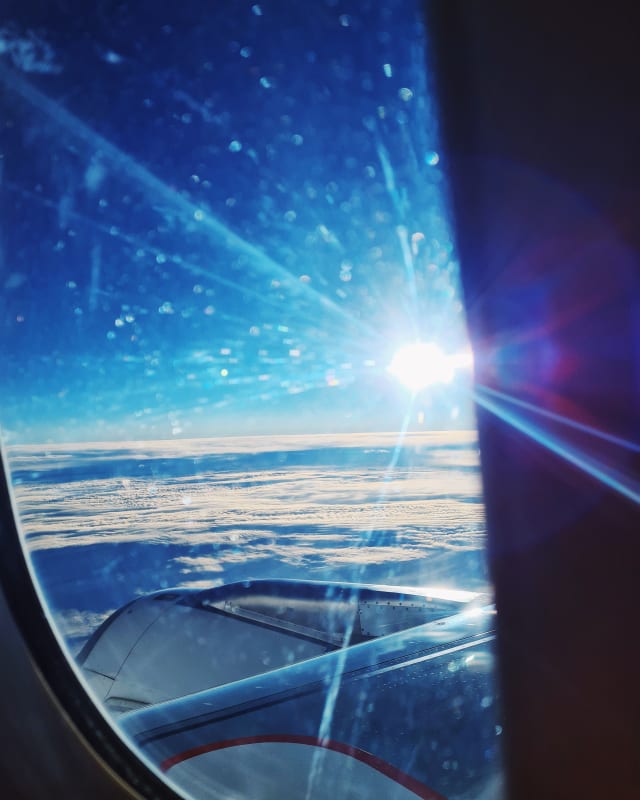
[0,2,503,799]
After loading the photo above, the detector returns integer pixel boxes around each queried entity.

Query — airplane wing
[79,580,501,799]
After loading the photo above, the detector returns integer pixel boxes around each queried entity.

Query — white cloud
[53,608,114,639]
[8,432,487,586]
[6,430,478,469]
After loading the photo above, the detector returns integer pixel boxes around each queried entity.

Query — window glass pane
[1,2,503,798]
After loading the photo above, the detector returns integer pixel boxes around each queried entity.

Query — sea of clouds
[7,431,488,651]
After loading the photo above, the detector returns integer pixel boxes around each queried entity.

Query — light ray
[374,138,420,324]
[5,181,388,363]
[474,389,639,504]
[395,224,420,325]
[0,64,375,338]
[5,180,297,314]
[476,385,640,452]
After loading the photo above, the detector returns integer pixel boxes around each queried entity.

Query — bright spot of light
[387,341,473,392]
[449,348,474,370]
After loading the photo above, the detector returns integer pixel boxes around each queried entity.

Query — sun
[387,341,472,392]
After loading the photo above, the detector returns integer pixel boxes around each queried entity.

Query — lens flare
[388,342,455,391]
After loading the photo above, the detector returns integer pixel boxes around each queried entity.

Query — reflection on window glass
[1,1,503,798]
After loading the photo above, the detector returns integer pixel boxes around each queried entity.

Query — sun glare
[387,342,472,392]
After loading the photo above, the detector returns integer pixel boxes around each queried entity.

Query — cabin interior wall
[428,2,640,798]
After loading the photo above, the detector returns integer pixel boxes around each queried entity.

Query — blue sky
[0,0,474,443]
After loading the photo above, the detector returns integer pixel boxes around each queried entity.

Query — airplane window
[0,1,503,798]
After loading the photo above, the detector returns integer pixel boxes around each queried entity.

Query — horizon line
[3,429,479,452]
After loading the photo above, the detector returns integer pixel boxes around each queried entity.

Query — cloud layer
[7,432,487,645]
